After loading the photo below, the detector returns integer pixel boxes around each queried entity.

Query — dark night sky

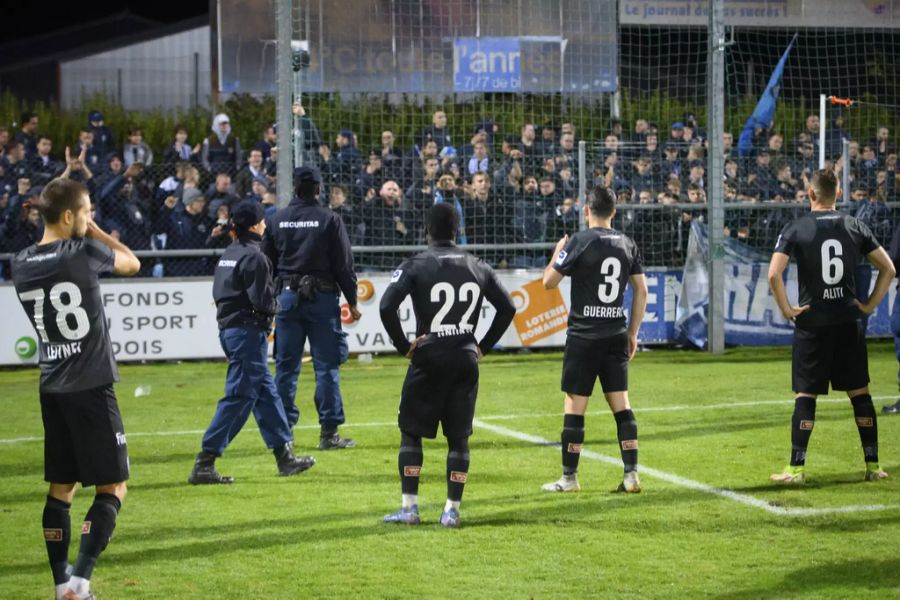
[2,1,208,44]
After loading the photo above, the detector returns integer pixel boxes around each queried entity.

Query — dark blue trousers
[274,290,349,428]
[201,326,293,455]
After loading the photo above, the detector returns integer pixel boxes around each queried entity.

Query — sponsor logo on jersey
[403,466,421,477]
[390,269,403,283]
[555,250,567,265]
[450,471,468,483]
[800,420,814,430]
[279,221,320,229]
[116,432,127,446]
[437,254,466,259]
[218,259,238,268]
[856,417,874,427]
[81,521,92,535]
[567,443,583,454]
[43,528,63,541]
[14,336,37,360]
[621,439,638,450]
[25,253,58,263]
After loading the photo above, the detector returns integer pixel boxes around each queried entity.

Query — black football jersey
[12,238,118,393]
[379,242,516,356]
[774,211,880,327]
[553,227,643,339]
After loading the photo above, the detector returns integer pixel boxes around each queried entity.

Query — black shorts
[399,342,480,439]
[40,384,130,487]
[561,333,629,396]
[792,321,869,395]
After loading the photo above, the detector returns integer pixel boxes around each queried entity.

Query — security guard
[265,166,361,450]
[189,201,316,484]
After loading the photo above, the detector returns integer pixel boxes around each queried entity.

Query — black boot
[883,399,900,414]
[188,451,234,484]
[318,426,356,450]
[274,442,316,476]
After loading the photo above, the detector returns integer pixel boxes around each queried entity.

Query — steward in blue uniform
[264,166,361,450]
[188,201,316,484]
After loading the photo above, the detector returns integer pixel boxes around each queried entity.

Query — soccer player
[379,203,516,528]
[11,178,141,600]
[883,223,900,415]
[541,186,648,494]
[768,169,895,484]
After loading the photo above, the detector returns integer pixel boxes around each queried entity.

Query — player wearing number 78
[379,203,516,528]
[541,186,648,494]
[11,178,141,600]
[768,169,895,485]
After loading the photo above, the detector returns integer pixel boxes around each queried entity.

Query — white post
[819,93,827,169]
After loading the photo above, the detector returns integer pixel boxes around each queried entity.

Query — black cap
[231,200,267,230]
[293,165,322,185]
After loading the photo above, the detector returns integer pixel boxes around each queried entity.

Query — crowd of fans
[0,105,897,274]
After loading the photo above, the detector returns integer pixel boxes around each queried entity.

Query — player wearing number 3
[379,203,516,528]
[541,186,648,494]
[768,169,894,484]
[12,178,141,600]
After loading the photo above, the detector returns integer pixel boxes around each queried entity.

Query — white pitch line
[472,419,900,517]
[0,393,896,445]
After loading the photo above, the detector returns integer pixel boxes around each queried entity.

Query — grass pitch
[1,344,899,599]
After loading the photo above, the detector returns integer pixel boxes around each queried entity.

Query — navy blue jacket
[263,196,358,305]
[213,233,277,330]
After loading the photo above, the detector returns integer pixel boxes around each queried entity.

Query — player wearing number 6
[11,178,140,600]
[541,186,648,494]
[768,169,895,484]
[379,203,516,528]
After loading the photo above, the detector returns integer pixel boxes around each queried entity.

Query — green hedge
[1,89,895,158]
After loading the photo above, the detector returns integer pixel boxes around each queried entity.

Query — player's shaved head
[427,202,459,243]
[588,185,616,219]
[38,178,88,225]
[811,169,838,203]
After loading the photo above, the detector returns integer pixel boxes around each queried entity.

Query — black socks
[72,494,121,581]
[43,496,72,586]
[851,394,879,463]
[561,414,585,476]
[398,432,423,496]
[614,409,639,473]
[446,437,470,502]
[790,396,817,466]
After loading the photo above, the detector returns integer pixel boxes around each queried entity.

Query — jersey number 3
[430,282,479,333]
[597,257,622,303]
[18,282,90,343]
[820,240,844,285]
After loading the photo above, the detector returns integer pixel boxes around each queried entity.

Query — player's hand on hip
[349,305,362,322]
[405,335,427,359]
[627,333,639,361]
[782,305,810,320]
[854,299,876,315]
[476,346,484,361]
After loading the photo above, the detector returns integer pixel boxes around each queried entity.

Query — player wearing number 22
[768,169,895,485]
[379,203,516,528]
[542,186,648,495]
[11,178,141,600]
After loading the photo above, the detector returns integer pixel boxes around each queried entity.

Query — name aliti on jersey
[822,287,845,300]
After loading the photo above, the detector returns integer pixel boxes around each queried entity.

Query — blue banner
[737,35,797,157]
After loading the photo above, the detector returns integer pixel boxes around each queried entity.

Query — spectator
[206,204,233,250]
[157,194,214,276]
[156,160,192,203]
[802,113,820,150]
[466,140,491,177]
[405,156,441,210]
[329,184,363,245]
[291,101,323,165]
[202,113,242,175]
[362,180,412,267]
[723,132,734,159]
[792,142,817,183]
[631,155,659,194]
[682,160,705,191]
[0,127,9,159]
[747,150,777,200]
[355,150,384,201]
[59,145,96,194]
[873,126,894,162]
[97,162,153,251]
[856,144,880,191]
[162,124,201,165]
[123,127,154,167]
[333,129,363,181]
[511,174,547,267]
[659,143,682,180]
[253,124,277,162]
[767,133,785,157]
[76,129,102,170]
[379,129,406,185]
[15,112,39,157]
[206,173,241,217]
[93,153,125,196]
[824,109,848,159]
[540,123,558,155]
[668,122,686,154]
[419,110,453,150]
[234,148,268,197]
[463,171,509,246]
[88,111,116,158]
[772,161,798,201]
[4,203,43,252]
[520,123,542,171]
[1,142,30,196]
[433,174,468,245]
[29,136,63,185]
[549,197,580,240]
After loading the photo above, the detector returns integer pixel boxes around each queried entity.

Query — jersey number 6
[820,240,843,285]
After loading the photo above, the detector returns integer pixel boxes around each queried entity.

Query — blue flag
[737,35,797,157]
